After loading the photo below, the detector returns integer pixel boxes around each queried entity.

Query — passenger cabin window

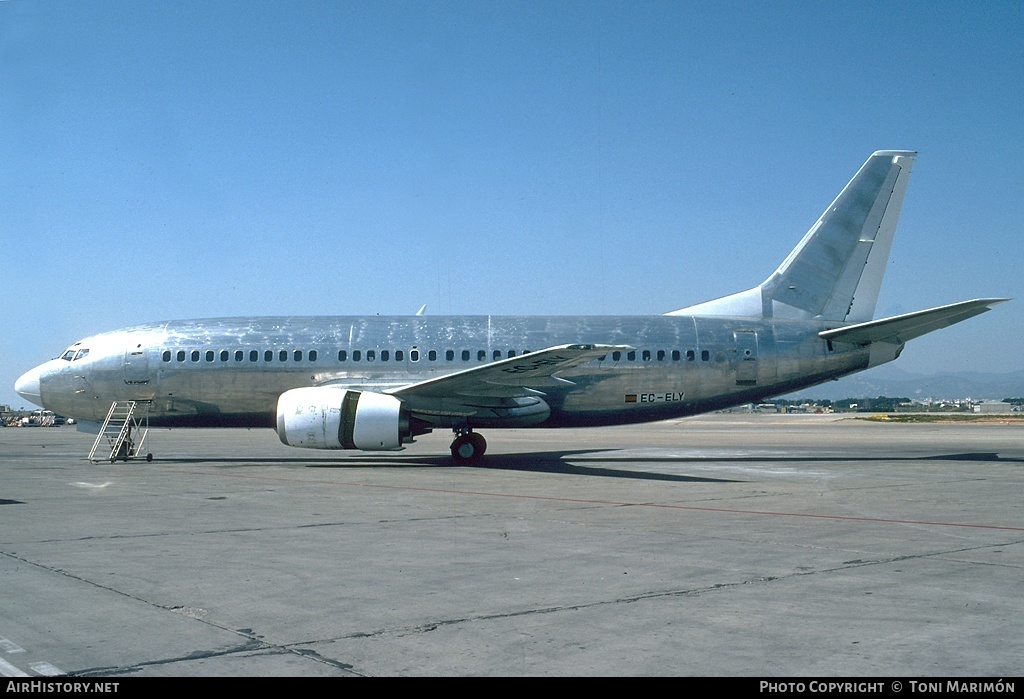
[264,350,273,362]
[445,350,454,361]
[220,350,229,362]
[367,350,375,361]
[428,350,437,361]
[410,350,419,362]
[206,350,215,362]
[380,350,389,362]
[235,350,244,362]
[191,350,200,362]
[395,350,403,361]
[309,350,317,361]
[249,350,259,362]
[701,350,710,361]
[279,350,288,362]
[686,350,696,361]
[493,350,502,360]
[478,350,486,361]
[672,350,680,361]
[353,350,362,361]
[162,351,171,362]
[338,350,347,361]
[177,350,186,362]
[461,350,470,361]
[294,350,303,361]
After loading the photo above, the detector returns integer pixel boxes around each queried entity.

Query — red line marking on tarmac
[160,468,1024,532]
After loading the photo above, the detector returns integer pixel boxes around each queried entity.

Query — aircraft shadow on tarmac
[152,449,1021,483]
[161,449,738,483]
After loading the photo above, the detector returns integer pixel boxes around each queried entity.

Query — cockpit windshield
[59,346,89,361]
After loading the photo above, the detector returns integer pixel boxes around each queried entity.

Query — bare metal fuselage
[38,314,870,429]
[16,151,1004,461]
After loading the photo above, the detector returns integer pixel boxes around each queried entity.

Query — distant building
[973,401,1014,414]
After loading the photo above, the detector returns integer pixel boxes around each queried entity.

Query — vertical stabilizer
[764,150,915,321]
[669,151,916,321]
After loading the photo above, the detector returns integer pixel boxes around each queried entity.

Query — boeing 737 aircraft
[15,151,1006,463]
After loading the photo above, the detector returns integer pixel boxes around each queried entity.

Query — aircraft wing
[389,344,631,400]
[819,299,1009,346]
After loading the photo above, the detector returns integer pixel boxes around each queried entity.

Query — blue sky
[2,0,1022,409]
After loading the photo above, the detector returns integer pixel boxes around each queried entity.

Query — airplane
[15,151,1007,464]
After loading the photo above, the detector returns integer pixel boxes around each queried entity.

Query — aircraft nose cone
[15,366,43,407]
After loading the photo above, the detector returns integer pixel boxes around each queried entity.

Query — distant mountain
[779,367,1024,402]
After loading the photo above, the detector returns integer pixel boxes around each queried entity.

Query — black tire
[451,433,485,464]
[467,432,487,458]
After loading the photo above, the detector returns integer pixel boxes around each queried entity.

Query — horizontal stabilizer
[819,299,1009,346]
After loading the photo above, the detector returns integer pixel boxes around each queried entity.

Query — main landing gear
[450,428,487,464]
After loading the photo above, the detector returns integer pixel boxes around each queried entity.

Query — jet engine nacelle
[276,387,407,450]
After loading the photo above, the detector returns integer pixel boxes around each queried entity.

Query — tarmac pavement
[1,414,1021,676]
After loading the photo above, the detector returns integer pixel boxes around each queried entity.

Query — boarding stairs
[88,400,152,463]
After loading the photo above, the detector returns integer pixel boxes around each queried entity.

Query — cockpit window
[60,345,89,361]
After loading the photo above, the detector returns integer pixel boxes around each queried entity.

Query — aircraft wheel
[146,453,153,463]
[468,432,487,458]
[451,432,486,463]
